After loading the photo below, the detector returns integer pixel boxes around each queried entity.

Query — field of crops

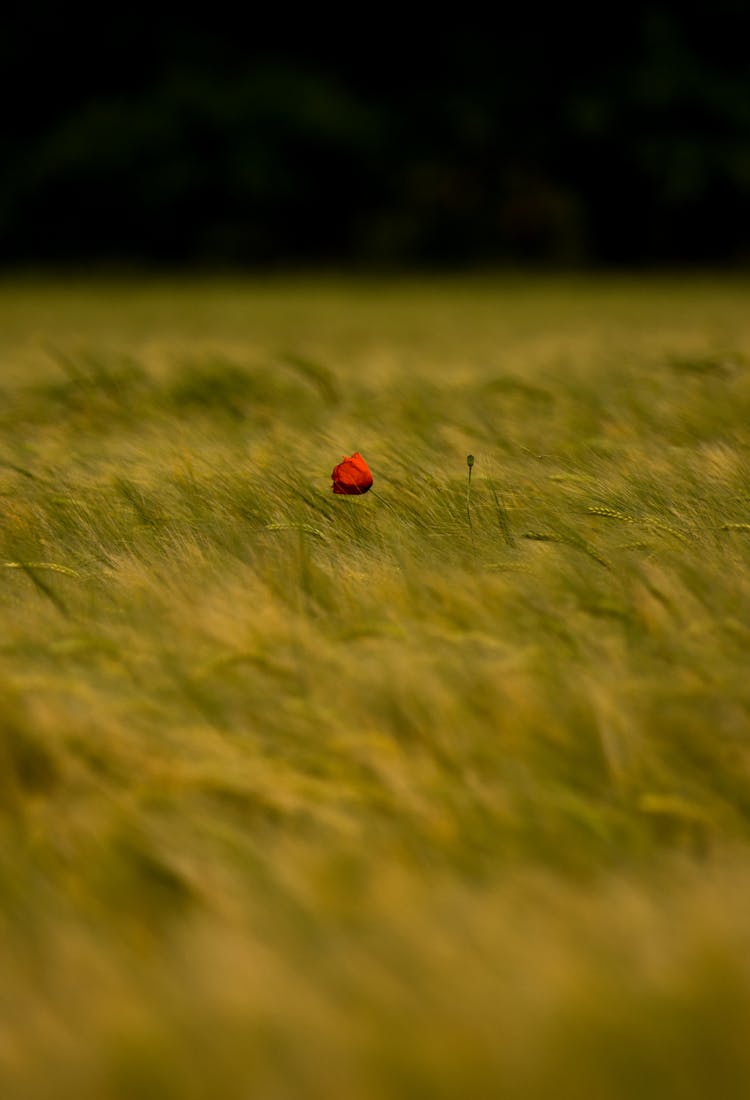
[3,275,750,1098]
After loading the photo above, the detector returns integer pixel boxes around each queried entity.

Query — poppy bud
[331,452,373,495]
[467,454,475,468]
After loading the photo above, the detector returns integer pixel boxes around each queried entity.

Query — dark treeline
[2,6,749,268]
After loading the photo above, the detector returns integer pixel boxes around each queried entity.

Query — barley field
[3,275,750,1098]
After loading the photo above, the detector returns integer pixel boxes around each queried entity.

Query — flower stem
[466,454,474,534]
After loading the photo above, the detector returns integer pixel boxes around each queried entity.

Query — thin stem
[466,454,475,537]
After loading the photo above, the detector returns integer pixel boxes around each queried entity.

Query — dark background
[2,5,749,269]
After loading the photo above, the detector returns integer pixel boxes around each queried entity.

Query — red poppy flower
[331,452,373,495]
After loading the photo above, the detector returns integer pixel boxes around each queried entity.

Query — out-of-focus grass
[2,275,750,1098]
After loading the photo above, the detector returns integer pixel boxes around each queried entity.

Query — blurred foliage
[2,4,750,267]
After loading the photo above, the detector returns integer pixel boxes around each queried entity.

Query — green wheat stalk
[2,561,80,576]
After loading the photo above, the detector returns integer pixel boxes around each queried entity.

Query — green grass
[3,274,750,1098]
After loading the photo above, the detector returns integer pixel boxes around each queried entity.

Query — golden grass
[2,274,750,1097]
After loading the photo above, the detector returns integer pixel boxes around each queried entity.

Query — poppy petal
[331,452,373,494]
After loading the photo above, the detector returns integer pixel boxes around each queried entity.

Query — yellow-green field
[3,275,750,1098]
